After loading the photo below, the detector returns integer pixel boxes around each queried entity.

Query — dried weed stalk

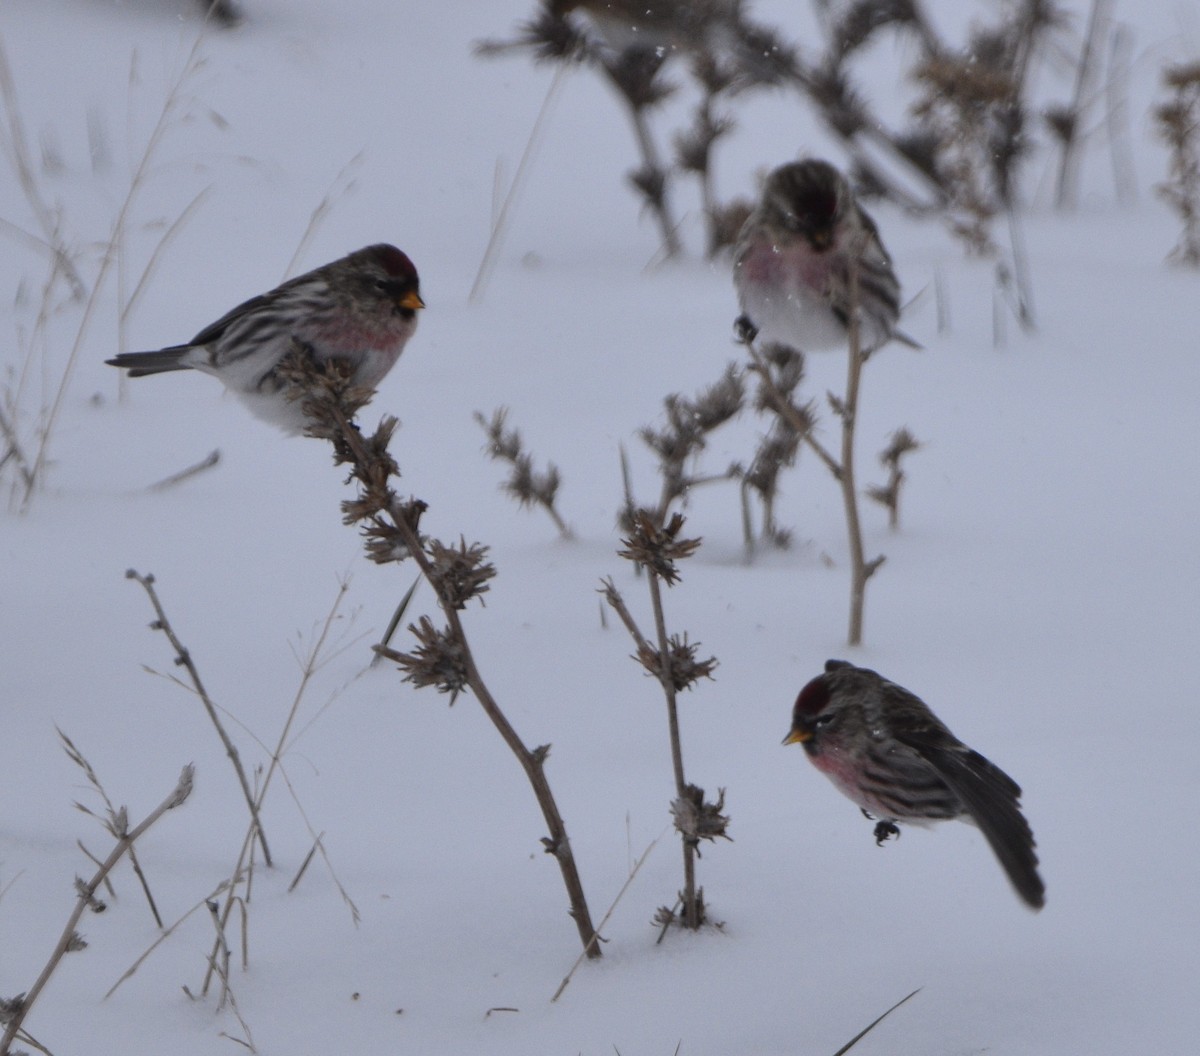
[1155,61,1200,267]
[478,1,798,258]
[277,347,602,960]
[636,364,744,526]
[0,762,194,1056]
[126,570,272,867]
[602,511,726,933]
[866,427,921,531]
[741,343,821,553]
[58,729,164,928]
[198,579,361,1002]
[737,261,888,646]
[1,27,218,507]
[476,407,574,540]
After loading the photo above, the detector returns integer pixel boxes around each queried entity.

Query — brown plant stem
[838,258,884,646]
[644,570,699,928]
[396,494,600,957]
[316,394,601,960]
[126,569,272,867]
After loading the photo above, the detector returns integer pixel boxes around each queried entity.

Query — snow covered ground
[2,1,1198,1053]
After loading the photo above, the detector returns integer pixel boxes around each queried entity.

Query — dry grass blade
[830,987,921,1055]
[470,65,568,302]
[551,832,663,1002]
[145,449,221,492]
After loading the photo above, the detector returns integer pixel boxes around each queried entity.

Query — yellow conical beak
[782,728,811,746]
[400,290,425,310]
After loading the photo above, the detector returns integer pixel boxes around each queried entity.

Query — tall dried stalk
[1156,62,1200,267]
[602,513,725,933]
[476,407,574,540]
[201,580,360,998]
[27,36,210,504]
[126,570,272,867]
[737,245,886,646]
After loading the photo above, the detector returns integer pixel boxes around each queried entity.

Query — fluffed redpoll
[784,660,1045,910]
[107,244,424,433]
[734,159,905,355]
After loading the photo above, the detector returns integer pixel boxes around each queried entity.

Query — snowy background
[2,0,1198,1053]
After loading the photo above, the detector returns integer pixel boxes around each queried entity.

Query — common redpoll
[734,160,905,355]
[784,660,1045,910]
[107,244,424,433]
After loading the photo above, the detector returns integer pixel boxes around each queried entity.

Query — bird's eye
[813,713,835,729]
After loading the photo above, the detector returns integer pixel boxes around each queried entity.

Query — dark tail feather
[921,744,1046,910]
[106,347,194,377]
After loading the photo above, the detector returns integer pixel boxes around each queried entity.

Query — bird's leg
[734,314,758,344]
[860,808,900,845]
[873,820,900,845]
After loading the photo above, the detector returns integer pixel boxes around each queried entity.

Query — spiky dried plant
[276,345,602,961]
[1156,62,1200,267]
[602,509,725,933]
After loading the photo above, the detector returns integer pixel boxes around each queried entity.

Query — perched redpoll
[784,660,1045,910]
[734,160,905,355]
[107,244,424,433]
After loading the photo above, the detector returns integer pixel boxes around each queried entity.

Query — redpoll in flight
[784,660,1045,910]
[107,244,424,433]
[734,160,906,355]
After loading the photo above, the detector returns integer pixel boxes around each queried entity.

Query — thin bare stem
[118,185,212,365]
[25,29,211,504]
[0,38,87,299]
[600,535,719,934]
[470,65,568,302]
[391,514,601,956]
[1105,24,1137,205]
[105,876,241,1000]
[647,577,699,930]
[58,728,163,927]
[838,256,881,647]
[0,405,35,493]
[742,341,841,477]
[1054,0,1112,210]
[282,152,363,281]
[831,988,922,1055]
[551,832,663,1001]
[202,579,354,995]
[125,570,271,866]
[0,766,194,1056]
[145,449,221,492]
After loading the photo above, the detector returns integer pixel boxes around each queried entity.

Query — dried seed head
[618,511,702,584]
[0,993,26,1025]
[636,633,717,691]
[426,537,497,610]
[671,785,731,846]
[393,616,470,703]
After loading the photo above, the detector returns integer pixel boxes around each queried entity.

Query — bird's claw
[734,314,758,344]
[872,820,900,846]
